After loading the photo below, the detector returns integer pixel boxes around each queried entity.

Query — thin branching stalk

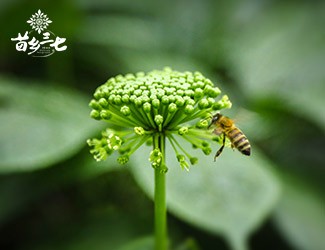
[154,133,167,250]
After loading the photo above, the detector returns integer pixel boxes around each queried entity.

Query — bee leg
[231,143,235,151]
[214,133,226,161]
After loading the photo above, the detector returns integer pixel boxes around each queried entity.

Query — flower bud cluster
[88,68,231,170]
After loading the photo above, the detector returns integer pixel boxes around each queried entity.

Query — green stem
[154,133,167,250]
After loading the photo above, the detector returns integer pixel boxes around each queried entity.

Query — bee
[209,113,251,161]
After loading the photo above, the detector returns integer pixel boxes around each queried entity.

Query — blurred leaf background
[0,0,324,249]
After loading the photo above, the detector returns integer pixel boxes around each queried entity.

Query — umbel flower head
[87,68,231,171]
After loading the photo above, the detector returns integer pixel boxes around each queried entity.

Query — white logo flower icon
[27,9,52,34]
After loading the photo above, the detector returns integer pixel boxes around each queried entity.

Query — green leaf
[0,148,119,225]
[78,15,162,50]
[0,76,102,173]
[130,142,280,250]
[227,3,325,129]
[273,173,325,250]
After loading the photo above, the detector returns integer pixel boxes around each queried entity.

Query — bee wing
[227,109,255,131]
[213,127,223,136]
[232,108,253,124]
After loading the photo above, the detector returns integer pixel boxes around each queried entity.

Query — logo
[11,10,67,57]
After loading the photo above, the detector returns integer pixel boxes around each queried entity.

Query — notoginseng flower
[87,68,231,171]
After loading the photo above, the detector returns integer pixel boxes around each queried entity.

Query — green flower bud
[89,100,100,109]
[196,119,209,129]
[204,78,212,85]
[168,95,176,103]
[113,95,122,105]
[175,96,185,107]
[207,97,215,106]
[129,94,136,103]
[143,102,151,113]
[190,157,198,165]
[115,74,124,82]
[184,89,194,97]
[198,98,210,109]
[136,71,145,77]
[185,99,195,106]
[134,126,145,135]
[176,89,184,96]
[156,89,165,99]
[142,95,150,103]
[90,110,101,120]
[98,98,108,107]
[202,147,212,155]
[168,103,177,113]
[154,115,164,125]
[91,147,108,162]
[152,99,160,108]
[159,165,168,174]
[93,91,103,100]
[100,110,112,120]
[120,106,131,116]
[134,97,143,107]
[122,94,130,103]
[178,126,189,135]
[176,154,183,161]
[134,89,142,97]
[213,95,232,110]
[194,73,204,82]
[161,95,169,104]
[177,154,189,171]
[149,148,162,168]
[87,138,113,162]
[194,88,204,99]
[107,134,122,150]
[117,155,129,165]
[108,94,115,103]
[125,73,135,80]
[183,104,194,115]
[166,87,176,95]
[209,87,221,97]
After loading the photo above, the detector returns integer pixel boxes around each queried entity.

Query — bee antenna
[207,113,214,128]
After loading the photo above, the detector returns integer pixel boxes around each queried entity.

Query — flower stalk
[153,133,167,250]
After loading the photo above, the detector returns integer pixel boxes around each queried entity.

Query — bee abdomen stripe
[228,130,243,141]
[233,136,247,147]
[242,146,251,156]
[237,141,250,151]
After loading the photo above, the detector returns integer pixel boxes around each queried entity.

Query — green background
[0,0,324,249]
